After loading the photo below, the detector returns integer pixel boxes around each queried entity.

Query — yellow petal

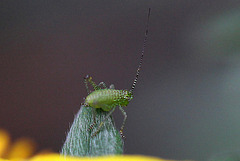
[30,154,178,161]
[0,159,9,161]
[0,129,10,157]
[6,137,36,159]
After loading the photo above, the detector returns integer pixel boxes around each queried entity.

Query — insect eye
[124,94,133,101]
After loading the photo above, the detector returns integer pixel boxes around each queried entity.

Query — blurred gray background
[1,1,240,160]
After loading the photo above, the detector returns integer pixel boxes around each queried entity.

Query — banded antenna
[130,8,151,93]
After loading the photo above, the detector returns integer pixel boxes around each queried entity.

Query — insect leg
[84,75,90,94]
[88,108,97,131]
[98,82,107,89]
[119,106,127,138]
[91,107,116,137]
[84,75,100,94]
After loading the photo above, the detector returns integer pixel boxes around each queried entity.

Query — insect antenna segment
[130,8,151,93]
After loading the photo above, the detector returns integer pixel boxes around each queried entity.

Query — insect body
[84,8,151,138]
[85,89,133,111]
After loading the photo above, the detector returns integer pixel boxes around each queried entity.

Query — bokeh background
[1,1,240,160]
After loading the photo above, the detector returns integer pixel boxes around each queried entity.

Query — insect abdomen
[85,89,130,111]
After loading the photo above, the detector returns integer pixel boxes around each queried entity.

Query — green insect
[83,8,151,138]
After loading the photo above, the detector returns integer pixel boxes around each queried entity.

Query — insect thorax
[85,89,133,111]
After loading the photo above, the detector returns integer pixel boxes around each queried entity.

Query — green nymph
[84,8,151,138]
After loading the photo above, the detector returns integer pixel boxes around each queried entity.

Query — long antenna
[130,8,151,93]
